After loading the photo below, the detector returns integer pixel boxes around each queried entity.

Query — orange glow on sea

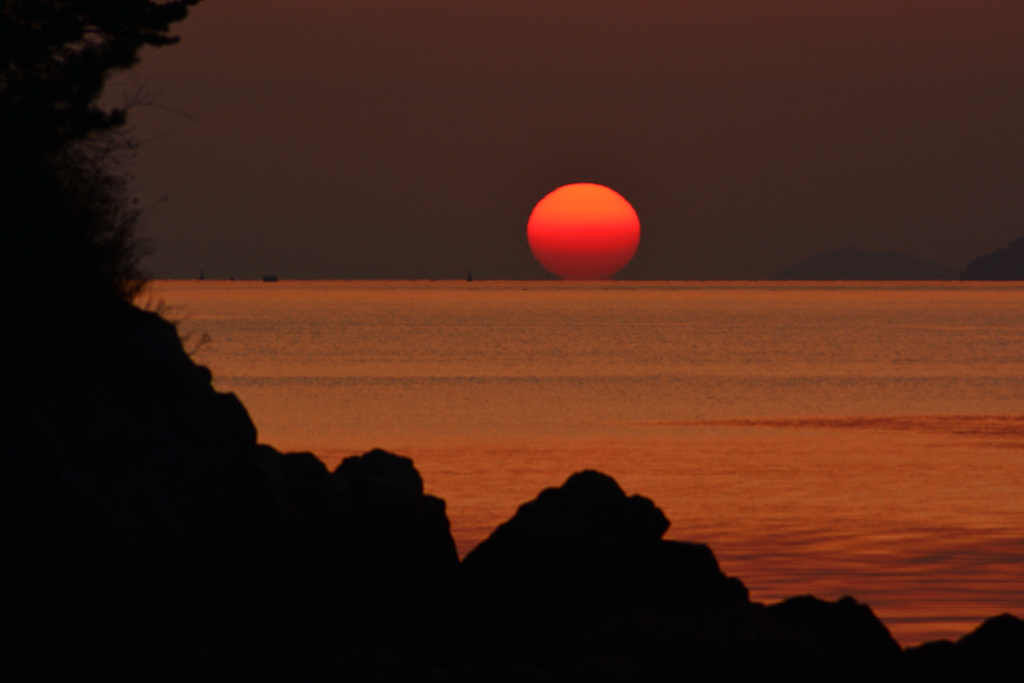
[153,279,1024,647]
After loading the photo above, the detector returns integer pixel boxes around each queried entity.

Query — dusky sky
[113,0,1024,280]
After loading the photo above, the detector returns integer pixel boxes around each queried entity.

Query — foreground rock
[961,235,1024,279]
[462,469,749,627]
[2,302,460,679]
[903,614,1024,680]
[2,300,1021,680]
[462,471,902,681]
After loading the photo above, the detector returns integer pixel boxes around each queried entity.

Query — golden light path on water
[152,280,1024,647]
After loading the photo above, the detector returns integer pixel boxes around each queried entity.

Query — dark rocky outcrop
[335,448,460,618]
[902,614,1024,681]
[1,301,461,679]
[2,300,1022,680]
[960,236,1024,280]
[462,470,748,631]
[767,595,901,676]
[773,246,956,280]
[460,470,904,681]
[954,613,1024,677]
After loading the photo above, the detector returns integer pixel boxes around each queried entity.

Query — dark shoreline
[3,301,1021,681]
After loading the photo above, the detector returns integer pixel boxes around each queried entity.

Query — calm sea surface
[151,280,1024,647]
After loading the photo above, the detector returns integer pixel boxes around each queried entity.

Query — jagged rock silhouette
[2,300,1021,680]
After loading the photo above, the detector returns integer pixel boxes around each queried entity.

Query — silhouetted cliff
[2,301,1021,680]
[2,302,461,679]
[961,236,1024,280]
[774,246,956,280]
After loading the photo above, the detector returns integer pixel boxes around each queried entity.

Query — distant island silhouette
[773,246,956,280]
[3,300,1022,680]
[961,236,1024,280]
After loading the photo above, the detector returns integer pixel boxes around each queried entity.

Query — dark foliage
[1,0,199,310]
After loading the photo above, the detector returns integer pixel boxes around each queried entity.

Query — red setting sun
[527,183,641,280]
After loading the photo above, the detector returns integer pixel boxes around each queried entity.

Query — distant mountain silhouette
[961,236,1024,280]
[773,246,956,280]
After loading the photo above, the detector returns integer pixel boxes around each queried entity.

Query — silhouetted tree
[1,0,200,308]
